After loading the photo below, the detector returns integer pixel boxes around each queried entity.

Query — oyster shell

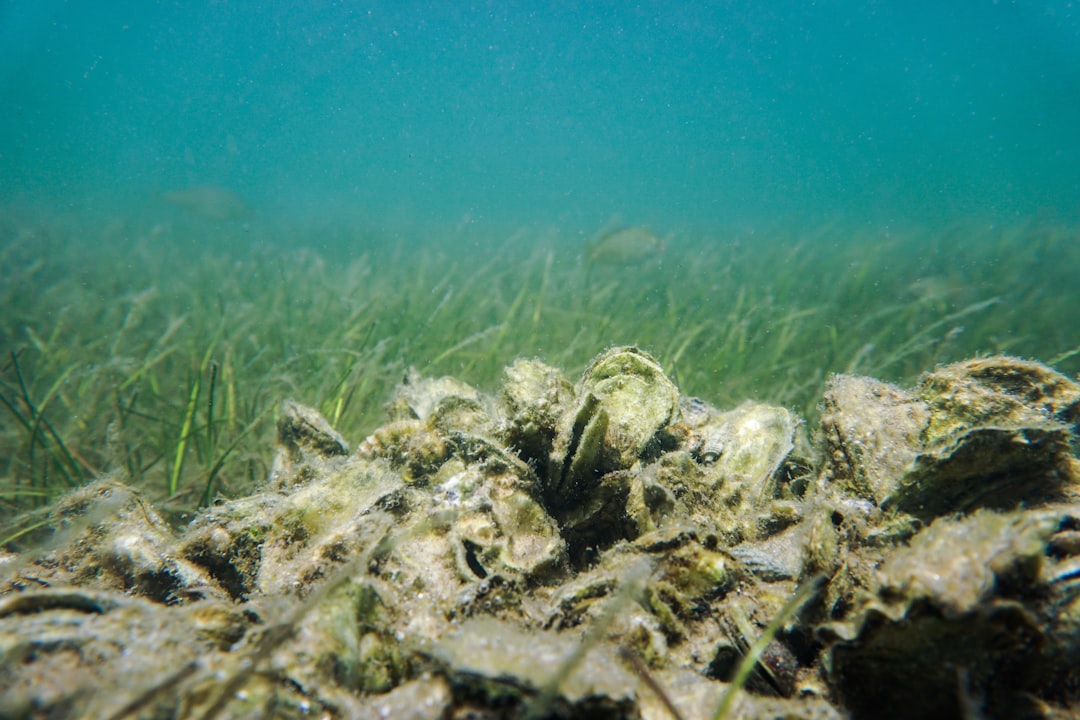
[820,356,1080,521]
[821,506,1080,720]
[388,368,499,441]
[426,617,639,715]
[498,358,575,466]
[3,349,1079,719]
[547,346,679,508]
[696,401,799,507]
[818,373,929,504]
[271,399,350,487]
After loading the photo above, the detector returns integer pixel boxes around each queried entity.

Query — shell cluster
[1,349,1079,719]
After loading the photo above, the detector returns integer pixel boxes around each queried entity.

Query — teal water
[2,2,1080,492]
[2,1,1078,236]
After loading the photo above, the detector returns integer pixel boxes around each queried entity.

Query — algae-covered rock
[2,349,1079,719]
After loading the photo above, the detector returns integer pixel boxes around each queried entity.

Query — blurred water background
[4,1,1078,233]
[2,1,1079,510]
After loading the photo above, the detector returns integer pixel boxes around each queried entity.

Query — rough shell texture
[2,351,1079,719]
[498,357,575,466]
[546,347,680,511]
[0,589,263,719]
[386,367,486,424]
[820,356,1080,520]
[818,374,929,504]
[918,356,1080,442]
[821,506,1080,719]
[696,400,798,505]
[577,346,681,469]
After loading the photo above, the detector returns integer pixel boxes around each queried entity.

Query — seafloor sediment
[1,347,1078,719]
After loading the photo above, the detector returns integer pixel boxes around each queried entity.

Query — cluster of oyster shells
[1,347,1078,719]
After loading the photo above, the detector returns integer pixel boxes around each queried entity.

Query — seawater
[3,2,1078,230]
[1,1,1078,381]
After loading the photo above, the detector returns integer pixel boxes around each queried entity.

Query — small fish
[586,226,664,266]
[906,275,967,302]
[162,185,253,221]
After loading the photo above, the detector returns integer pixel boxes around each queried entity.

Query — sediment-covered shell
[819,356,1080,520]
[427,456,566,582]
[427,617,639,715]
[497,358,575,466]
[276,399,350,459]
[671,397,803,547]
[820,505,1080,719]
[898,356,1080,516]
[698,401,798,503]
[5,348,1080,719]
[271,399,350,487]
[547,346,679,507]
[357,419,450,482]
[818,374,929,504]
[387,368,486,424]
[0,588,257,718]
[578,346,681,465]
[919,355,1080,440]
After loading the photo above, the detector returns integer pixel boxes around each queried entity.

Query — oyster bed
[2,347,1079,719]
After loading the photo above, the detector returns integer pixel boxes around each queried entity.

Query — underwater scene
[2,2,1080,719]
